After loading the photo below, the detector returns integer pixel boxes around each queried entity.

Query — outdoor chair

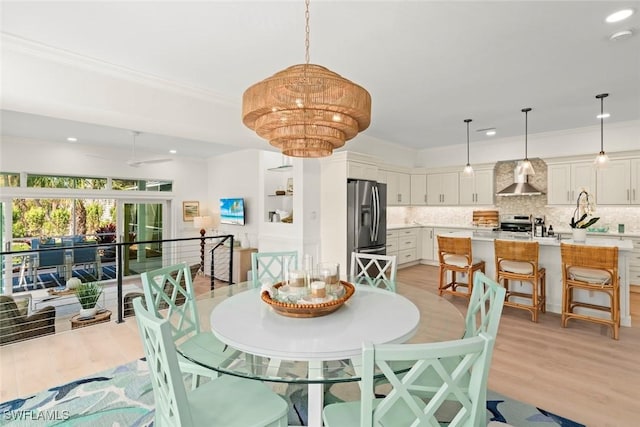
[132,297,289,427]
[322,333,494,427]
[0,295,56,345]
[141,262,237,390]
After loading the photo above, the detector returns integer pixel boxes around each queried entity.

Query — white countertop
[446,230,634,251]
[387,223,640,238]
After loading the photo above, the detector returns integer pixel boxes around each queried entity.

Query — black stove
[499,214,533,233]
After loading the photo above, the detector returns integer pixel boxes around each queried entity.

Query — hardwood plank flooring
[1,266,638,426]
[398,264,640,427]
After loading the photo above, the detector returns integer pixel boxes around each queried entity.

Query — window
[0,172,20,187]
[26,174,107,189]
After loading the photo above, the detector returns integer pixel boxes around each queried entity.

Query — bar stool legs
[437,236,485,299]
[560,243,620,340]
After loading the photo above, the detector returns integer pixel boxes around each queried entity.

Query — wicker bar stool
[494,239,546,322]
[560,243,620,340]
[437,235,485,298]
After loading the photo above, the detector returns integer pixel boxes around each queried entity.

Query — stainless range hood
[497,162,544,196]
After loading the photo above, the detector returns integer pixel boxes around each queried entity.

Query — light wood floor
[1,265,639,426]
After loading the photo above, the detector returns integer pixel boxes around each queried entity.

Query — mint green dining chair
[323,333,494,427]
[349,252,397,292]
[141,262,237,390]
[251,251,298,288]
[133,298,289,427]
[464,271,507,340]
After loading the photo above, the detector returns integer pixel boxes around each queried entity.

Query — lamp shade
[193,216,214,230]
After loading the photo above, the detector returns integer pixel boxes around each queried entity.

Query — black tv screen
[220,198,245,225]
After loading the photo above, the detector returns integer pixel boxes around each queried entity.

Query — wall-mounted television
[220,198,246,225]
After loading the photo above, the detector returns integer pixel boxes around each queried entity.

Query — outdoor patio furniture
[0,295,56,345]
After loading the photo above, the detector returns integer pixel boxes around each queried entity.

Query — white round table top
[210,285,420,361]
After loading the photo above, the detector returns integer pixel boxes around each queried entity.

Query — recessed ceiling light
[169,149,177,154]
[606,9,634,23]
[609,29,634,41]
[476,127,496,136]
[597,113,610,119]
[66,137,78,142]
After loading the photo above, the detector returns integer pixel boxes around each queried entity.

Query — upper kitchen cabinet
[426,172,459,205]
[410,173,427,205]
[459,169,494,205]
[547,162,596,205]
[380,168,411,206]
[347,160,378,182]
[597,158,640,205]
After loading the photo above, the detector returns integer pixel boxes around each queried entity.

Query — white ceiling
[1,1,639,159]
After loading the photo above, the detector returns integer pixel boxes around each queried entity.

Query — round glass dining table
[177,278,465,427]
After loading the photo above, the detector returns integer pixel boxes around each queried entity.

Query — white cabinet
[410,174,427,205]
[459,169,494,205]
[632,159,640,204]
[347,161,378,181]
[420,227,434,261]
[381,170,410,205]
[596,158,640,205]
[386,230,399,256]
[426,172,459,205]
[395,228,418,265]
[626,236,640,285]
[547,162,596,205]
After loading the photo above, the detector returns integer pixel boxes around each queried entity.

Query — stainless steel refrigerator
[347,179,387,272]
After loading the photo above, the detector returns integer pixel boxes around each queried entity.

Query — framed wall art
[182,201,199,221]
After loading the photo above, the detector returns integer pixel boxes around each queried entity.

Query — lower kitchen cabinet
[421,227,434,261]
[387,228,419,266]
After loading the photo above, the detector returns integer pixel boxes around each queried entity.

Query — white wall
[207,149,261,247]
[416,120,640,168]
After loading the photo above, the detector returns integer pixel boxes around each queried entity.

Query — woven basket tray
[261,281,355,318]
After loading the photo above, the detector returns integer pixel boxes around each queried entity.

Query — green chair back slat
[323,333,494,427]
[141,262,200,342]
[251,251,298,288]
[133,298,289,427]
[465,272,507,340]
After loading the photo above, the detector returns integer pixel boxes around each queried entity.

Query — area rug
[0,359,585,426]
[11,265,117,293]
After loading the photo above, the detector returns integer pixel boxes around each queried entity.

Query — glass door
[117,200,167,276]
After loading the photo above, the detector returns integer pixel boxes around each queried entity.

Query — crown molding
[2,32,236,106]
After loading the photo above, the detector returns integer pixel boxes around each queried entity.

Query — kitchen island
[447,230,634,326]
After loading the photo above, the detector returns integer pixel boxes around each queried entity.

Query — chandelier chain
[304,0,310,64]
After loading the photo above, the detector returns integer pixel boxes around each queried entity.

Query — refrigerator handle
[372,185,379,242]
[358,246,386,254]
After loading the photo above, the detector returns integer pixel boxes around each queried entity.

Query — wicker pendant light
[242,0,371,158]
[594,93,610,169]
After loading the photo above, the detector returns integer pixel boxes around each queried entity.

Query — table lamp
[194,215,215,274]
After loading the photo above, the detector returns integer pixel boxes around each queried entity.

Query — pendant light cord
[595,93,608,155]
[304,0,310,65]
[464,119,472,164]
[600,95,604,152]
[522,108,532,160]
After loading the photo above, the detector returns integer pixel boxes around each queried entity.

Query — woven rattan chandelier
[242,0,371,158]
